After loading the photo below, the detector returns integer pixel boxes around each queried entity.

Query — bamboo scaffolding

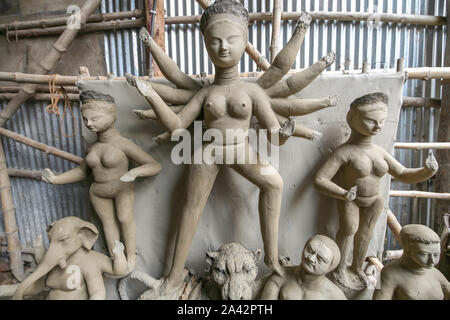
[387,209,402,241]
[0,127,83,164]
[366,256,384,272]
[165,11,446,26]
[394,142,450,149]
[0,93,79,101]
[270,0,282,63]
[0,9,144,32]
[389,190,450,200]
[383,250,403,261]
[402,96,441,108]
[6,18,145,39]
[6,169,42,180]
[0,85,79,94]
[194,0,270,71]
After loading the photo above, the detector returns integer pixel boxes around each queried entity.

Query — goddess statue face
[81,100,116,133]
[350,102,387,137]
[405,241,440,269]
[301,238,333,276]
[203,14,247,69]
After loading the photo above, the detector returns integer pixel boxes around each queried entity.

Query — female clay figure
[126,0,336,298]
[260,235,346,300]
[42,91,162,271]
[314,93,438,289]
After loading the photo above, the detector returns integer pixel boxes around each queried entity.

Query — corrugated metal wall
[0,0,446,252]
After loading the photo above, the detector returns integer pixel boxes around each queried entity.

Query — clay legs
[166,162,220,287]
[231,154,284,276]
[351,196,384,275]
[115,183,136,271]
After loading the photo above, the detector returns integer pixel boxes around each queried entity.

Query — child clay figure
[12,217,128,300]
[124,0,337,299]
[42,91,162,272]
[260,235,346,300]
[373,224,450,300]
[314,93,439,290]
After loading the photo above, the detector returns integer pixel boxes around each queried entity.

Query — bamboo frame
[366,256,384,272]
[0,127,83,164]
[7,169,42,180]
[402,96,441,108]
[0,85,79,94]
[383,250,403,261]
[394,142,450,149]
[270,0,282,63]
[387,209,402,242]
[389,190,450,200]
[0,93,79,101]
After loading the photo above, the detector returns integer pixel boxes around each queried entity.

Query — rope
[46,75,78,138]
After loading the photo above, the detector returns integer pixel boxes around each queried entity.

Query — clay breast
[204,87,252,120]
[349,152,388,177]
[86,144,127,169]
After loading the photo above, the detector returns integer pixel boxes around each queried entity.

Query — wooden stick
[194,0,270,71]
[394,142,450,149]
[383,250,403,261]
[387,209,402,241]
[0,85,79,94]
[389,190,450,200]
[402,96,441,108]
[0,127,83,164]
[0,93,79,101]
[6,18,145,39]
[366,256,384,272]
[165,11,446,27]
[7,169,42,180]
[270,0,282,63]
[0,9,144,32]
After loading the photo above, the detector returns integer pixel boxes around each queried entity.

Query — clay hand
[120,171,137,182]
[308,130,323,142]
[279,116,296,139]
[139,27,153,45]
[323,51,336,67]
[345,186,358,201]
[42,168,57,184]
[112,240,125,256]
[133,109,149,120]
[295,12,312,31]
[326,95,338,107]
[425,152,438,173]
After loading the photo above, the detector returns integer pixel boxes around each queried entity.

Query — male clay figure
[314,92,438,289]
[42,91,162,272]
[125,0,336,298]
[260,235,346,300]
[374,224,450,300]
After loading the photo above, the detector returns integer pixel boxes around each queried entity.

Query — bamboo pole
[6,169,42,180]
[270,0,282,63]
[366,256,384,272]
[194,0,271,71]
[0,9,144,32]
[0,127,83,164]
[383,250,403,261]
[6,18,144,39]
[402,96,441,108]
[0,85,79,94]
[145,0,166,77]
[394,142,450,149]
[389,190,450,200]
[387,209,402,241]
[165,11,446,26]
[0,93,79,101]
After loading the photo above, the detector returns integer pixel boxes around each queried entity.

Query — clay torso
[337,144,388,198]
[203,82,256,144]
[86,138,129,184]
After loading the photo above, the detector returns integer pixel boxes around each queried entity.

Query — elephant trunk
[222,275,252,300]
[11,244,66,300]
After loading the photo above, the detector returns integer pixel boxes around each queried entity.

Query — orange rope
[46,75,78,138]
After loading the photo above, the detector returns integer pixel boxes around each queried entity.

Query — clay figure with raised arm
[12,217,128,300]
[314,92,439,290]
[124,0,337,299]
[260,235,346,300]
[42,91,162,272]
[373,224,450,300]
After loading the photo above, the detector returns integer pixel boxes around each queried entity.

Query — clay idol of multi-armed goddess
[125,0,337,298]
[42,91,162,272]
[314,92,439,290]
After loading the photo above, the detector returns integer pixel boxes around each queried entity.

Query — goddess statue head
[80,90,117,132]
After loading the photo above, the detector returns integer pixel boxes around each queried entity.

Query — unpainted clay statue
[260,235,347,300]
[373,224,450,300]
[314,92,439,289]
[42,91,162,272]
[12,217,127,300]
[125,0,336,299]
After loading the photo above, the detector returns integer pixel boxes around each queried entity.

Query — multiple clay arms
[314,92,439,290]
[12,217,128,300]
[41,91,162,273]
[131,12,337,144]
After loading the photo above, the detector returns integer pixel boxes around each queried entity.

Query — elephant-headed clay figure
[314,92,438,290]
[260,235,347,300]
[42,90,162,272]
[373,224,450,300]
[12,217,128,300]
[125,0,337,299]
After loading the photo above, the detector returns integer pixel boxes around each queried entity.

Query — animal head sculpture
[206,242,262,300]
[12,217,98,300]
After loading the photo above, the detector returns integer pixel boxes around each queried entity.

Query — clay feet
[322,51,336,67]
[279,116,296,139]
[331,266,367,291]
[295,12,312,31]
